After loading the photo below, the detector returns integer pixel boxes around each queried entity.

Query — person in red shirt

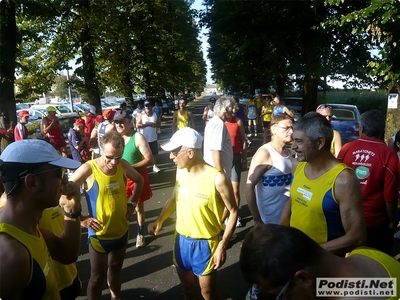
[42,106,68,157]
[224,97,247,228]
[14,110,30,141]
[84,105,97,148]
[338,109,399,255]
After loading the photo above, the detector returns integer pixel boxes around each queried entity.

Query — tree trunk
[385,87,400,144]
[275,75,285,97]
[78,0,101,113]
[0,0,17,134]
[302,74,318,115]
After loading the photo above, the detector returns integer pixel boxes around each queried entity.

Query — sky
[192,0,214,84]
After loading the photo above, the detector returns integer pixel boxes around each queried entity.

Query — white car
[30,104,72,116]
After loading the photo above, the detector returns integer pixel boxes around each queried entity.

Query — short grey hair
[359,109,385,138]
[294,111,333,151]
[214,96,235,114]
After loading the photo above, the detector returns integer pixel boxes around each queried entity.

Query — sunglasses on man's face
[22,167,66,179]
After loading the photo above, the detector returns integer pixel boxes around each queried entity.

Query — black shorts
[148,140,159,155]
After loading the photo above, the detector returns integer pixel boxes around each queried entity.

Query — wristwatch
[61,204,82,219]
[128,201,137,208]
[241,158,247,164]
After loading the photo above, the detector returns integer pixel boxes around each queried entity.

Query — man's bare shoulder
[0,232,32,295]
[336,166,358,185]
[334,166,361,203]
[253,145,271,161]
[0,232,31,271]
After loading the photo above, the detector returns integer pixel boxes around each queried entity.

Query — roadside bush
[317,89,387,114]
[26,121,41,135]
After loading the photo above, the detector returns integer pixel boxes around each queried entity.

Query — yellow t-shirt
[175,167,224,239]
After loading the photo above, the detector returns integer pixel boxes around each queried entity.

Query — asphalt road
[76,95,262,300]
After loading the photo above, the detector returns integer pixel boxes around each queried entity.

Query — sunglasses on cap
[316,104,332,110]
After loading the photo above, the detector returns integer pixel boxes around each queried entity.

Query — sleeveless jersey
[256,144,293,224]
[262,105,273,122]
[84,115,96,141]
[177,110,189,130]
[206,106,215,119]
[290,162,350,244]
[273,105,285,115]
[122,132,144,171]
[225,116,241,154]
[348,248,400,300]
[39,206,78,290]
[98,122,109,142]
[153,106,162,118]
[138,112,157,142]
[43,116,62,138]
[85,160,129,240]
[247,100,257,120]
[234,103,246,124]
[0,223,60,300]
[175,167,223,239]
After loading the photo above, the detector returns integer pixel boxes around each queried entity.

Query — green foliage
[202,0,373,114]
[324,0,400,88]
[316,89,387,113]
[53,76,69,99]
[26,120,41,135]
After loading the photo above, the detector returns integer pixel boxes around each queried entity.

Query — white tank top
[207,106,215,119]
[255,143,293,224]
[138,112,157,142]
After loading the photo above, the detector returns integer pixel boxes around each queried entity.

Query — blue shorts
[89,231,129,254]
[173,233,219,276]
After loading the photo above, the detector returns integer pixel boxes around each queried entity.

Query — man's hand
[213,243,226,269]
[59,181,81,213]
[126,203,136,220]
[80,216,103,232]
[148,221,162,235]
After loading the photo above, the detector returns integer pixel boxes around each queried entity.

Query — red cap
[18,110,30,117]
[103,109,115,120]
[75,118,86,127]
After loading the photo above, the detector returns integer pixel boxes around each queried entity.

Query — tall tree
[0,0,17,131]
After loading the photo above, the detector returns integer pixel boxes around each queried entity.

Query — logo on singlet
[297,187,312,200]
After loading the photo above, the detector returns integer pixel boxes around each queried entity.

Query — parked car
[103,105,135,116]
[160,99,173,115]
[319,103,361,144]
[239,93,252,105]
[16,108,54,125]
[30,104,72,116]
[57,112,82,134]
[283,97,303,121]
[182,94,194,102]
[16,103,30,110]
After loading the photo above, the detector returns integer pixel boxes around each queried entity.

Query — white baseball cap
[0,139,81,182]
[161,127,203,151]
